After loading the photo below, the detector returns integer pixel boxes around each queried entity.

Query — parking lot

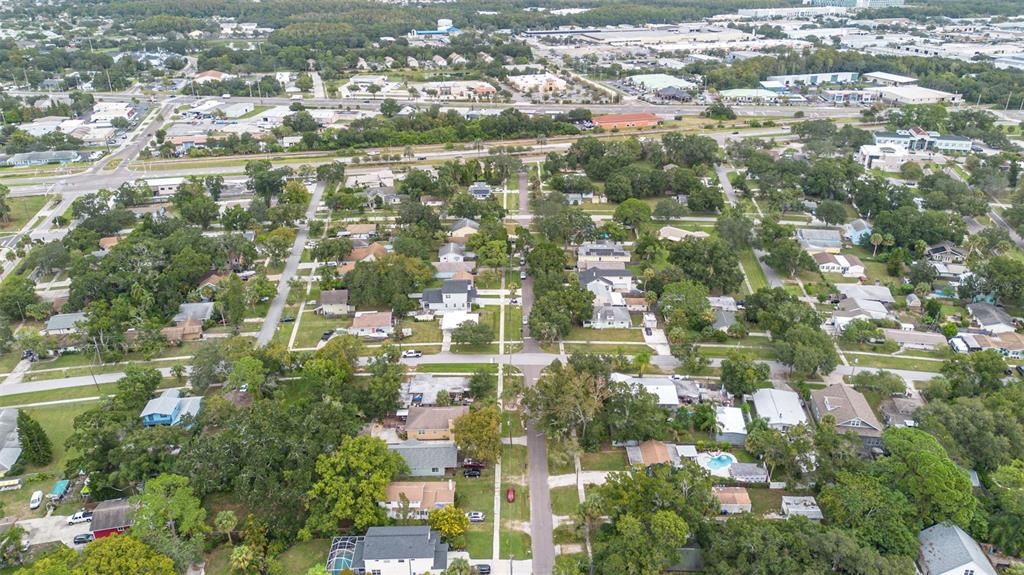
[20,514,92,548]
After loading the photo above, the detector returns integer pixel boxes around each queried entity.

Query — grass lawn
[499,529,531,560]
[293,313,352,348]
[550,486,580,516]
[465,530,493,560]
[204,545,231,575]
[0,403,93,519]
[747,487,814,516]
[0,195,49,231]
[501,412,524,437]
[503,306,522,343]
[0,351,23,375]
[580,449,628,472]
[278,538,331,573]
[565,326,643,343]
[564,343,652,355]
[845,353,942,372]
[395,318,442,345]
[738,249,769,292]
[502,445,528,482]
[501,483,530,523]
[553,523,583,545]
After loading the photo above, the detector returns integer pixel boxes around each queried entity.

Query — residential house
[712,309,736,332]
[0,410,21,476]
[316,289,351,317]
[973,332,1024,360]
[381,481,456,520]
[348,242,388,263]
[813,253,865,277]
[929,261,971,283]
[449,218,480,240]
[626,439,674,467]
[406,406,469,440]
[610,373,680,408]
[781,496,823,520]
[716,406,747,445]
[173,302,215,324]
[810,384,884,450]
[348,311,394,338]
[751,389,807,431]
[658,226,710,242]
[387,441,458,477]
[585,306,632,329]
[421,196,443,208]
[967,303,1016,334]
[881,395,924,428]
[713,486,752,514]
[843,218,872,244]
[579,268,635,293]
[917,522,996,575]
[905,293,922,310]
[344,224,376,240]
[161,320,204,344]
[140,389,203,427]
[364,187,402,208]
[882,328,947,351]
[43,312,86,336]
[708,297,738,312]
[796,228,843,253]
[577,241,630,271]
[836,284,895,304]
[91,499,134,539]
[98,236,120,251]
[420,279,477,312]
[925,241,967,264]
[438,243,470,263]
[402,374,470,406]
[467,182,492,200]
[337,526,448,575]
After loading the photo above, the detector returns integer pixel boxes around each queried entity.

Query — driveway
[20,515,91,548]
[642,328,670,355]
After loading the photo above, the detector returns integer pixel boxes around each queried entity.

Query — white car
[29,491,43,510]
[519,271,527,280]
[401,350,423,358]
[67,510,93,525]
[466,512,486,523]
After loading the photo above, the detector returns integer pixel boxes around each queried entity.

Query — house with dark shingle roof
[91,499,135,539]
[387,441,458,476]
[350,526,448,574]
[420,279,476,312]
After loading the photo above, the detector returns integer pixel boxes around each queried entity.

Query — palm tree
[633,350,652,377]
[170,365,186,387]
[229,544,256,572]
[215,510,238,545]
[869,232,883,256]
[692,403,720,435]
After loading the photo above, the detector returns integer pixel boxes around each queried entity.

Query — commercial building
[5,150,81,166]
[507,73,567,93]
[766,72,859,86]
[867,85,962,105]
[809,0,904,6]
[863,71,918,86]
[873,128,972,153]
[625,74,696,92]
[592,112,660,130]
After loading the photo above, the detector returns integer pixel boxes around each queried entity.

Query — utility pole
[105,68,113,92]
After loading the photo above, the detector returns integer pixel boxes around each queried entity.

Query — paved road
[256,180,326,346]
[522,365,554,575]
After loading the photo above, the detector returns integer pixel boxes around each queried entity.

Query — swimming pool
[697,452,738,477]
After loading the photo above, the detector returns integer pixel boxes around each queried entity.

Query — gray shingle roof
[968,303,1013,328]
[450,218,479,232]
[91,499,134,532]
[578,268,633,285]
[0,409,21,473]
[918,523,995,575]
[387,441,458,471]
[319,289,349,305]
[359,526,448,568]
[140,389,182,418]
[45,312,86,332]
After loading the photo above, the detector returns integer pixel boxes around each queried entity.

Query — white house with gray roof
[343,526,448,575]
[967,303,1015,334]
[578,268,635,293]
[172,302,215,323]
[420,279,477,312]
[585,306,631,329]
[917,523,996,575]
[796,228,843,253]
[577,241,630,271]
[43,312,86,336]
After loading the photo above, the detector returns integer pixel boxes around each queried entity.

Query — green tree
[467,369,496,400]
[215,510,238,545]
[613,198,652,231]
[76,535,176,575]
[719,353,769,398]
[818,471,919,557]
[0,275,39,320]
[218,274,246,333]
[428,505,470,548]
[304,436,407,535]
[814,199,848,225]
[851,370,906,396]
[16,410,51,467]
[452,406,501,463]
[131,473,209,571]
[227,356,266,399]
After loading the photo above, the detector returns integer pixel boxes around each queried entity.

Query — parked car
[321,331,334,341]
[67,510,93,525]
[644,327,653,336]
[73,533,94,545]
[475,565,491,575]
[463,459,486,469]
[29,491,43,510]
[1016,365,1024,377]
[401,350,423,358]
[466,512,485,523]
[281,316,295,323]
[519,271,527,280]
[463,468,482,478]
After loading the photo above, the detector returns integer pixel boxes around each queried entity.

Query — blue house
[140,389,203,427]
[843,218,873,245]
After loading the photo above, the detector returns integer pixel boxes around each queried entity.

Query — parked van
[29,491,43,510]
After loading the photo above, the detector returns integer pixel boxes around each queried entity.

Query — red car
[463,459,486,469]
[506,488,516,503]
